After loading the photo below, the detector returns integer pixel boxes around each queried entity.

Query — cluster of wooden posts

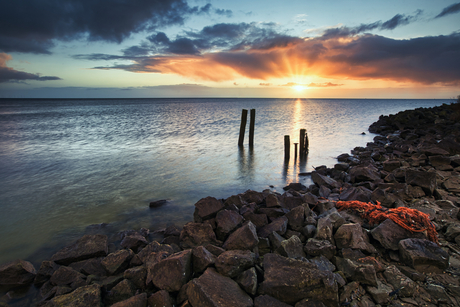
[237,108,309,159]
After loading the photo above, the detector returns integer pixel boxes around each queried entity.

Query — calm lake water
[0,98,449,265]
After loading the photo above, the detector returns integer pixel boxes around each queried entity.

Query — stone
[215,210,243,240]
[69,257,106,277]
[309,255,335,272]
[349,166,381,183]
[383,265,416,297]
[334,223,376,254]
[398,238,449,273]
[123,265,147,290]
[285,206,305,231]
[366,281,393,304]
[429,155,451,167]
[0,259,36,286]
[222,221,259,251]
[241,190,265,205]
[149,199,168,208]
[236,267,257,296]
[215,250,255,278]
[50,234,108,265]
[277,235,306,259]
[339,186,371,202]
[243,212,268,231]
[315,217,333,242]
[111,293,148,307]
[304,239,336,260]
[258,208,289,218]
[259,253,338,306]
[192,246,216,273]
[148,290,174,307]
[120,233,148,252]
[266,194,282,208]
[282,195,304,210]
[283,183,306,191]
[370,188,397,208]
[334,162,350,172]
[49,266,86,288]
[34,261,59,285]
[443,176,460,193]
[187,268,253,307]
[311,172,341,189]
[151,249,192,292]
[405,169,437,194]
[193,196,224,223]
[445,223,460,242]
[104,279,137,306]
[137,241,174,263]
[370,218,426,250]
[295,299,327,307]
[335,257,378,287]
[254,295,292,307]
[258,216,288,238]
[302,193,318,205]
[268,231,285,251]
[48,284,101,307]
[179,222,218,249]
[224,194,246,209]
[383,160,401,172]
[101,249,134,275]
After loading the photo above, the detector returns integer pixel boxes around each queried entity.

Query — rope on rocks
[336,200,438,244]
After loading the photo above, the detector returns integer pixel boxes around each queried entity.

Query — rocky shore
[1,101,460,307]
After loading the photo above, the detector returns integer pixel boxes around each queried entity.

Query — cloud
[0,53,62,83]
[435,2,460,18]
[259,83,272,86]
[0,0,218,54]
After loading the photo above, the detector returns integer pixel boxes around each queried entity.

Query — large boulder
[370,219,426,251]
[0,259,36,286]
[259,253,338,306]
[192,246,216,273]
[334,223,376,254]
[222,221,259,251]
[258,217,288,238]
[187,268,253,307]
[311,172,341,189]
[49,266,86,289]
[151,249,192,292]
[349,166,381,183]
[215,210,243,240]
[193,196,224,223]
[47,284,101,307]
[334,257,378,287]
[179,222,218,249]
[277,235,306,259]
[215,250,255,278]
[398,238,449,273]
[304,239,336,260]
[405,169,437,195]
[112,293,147,307]
[50,234,108,265]
[147,290,174,307]
[101,249,134,275]
[383,265,416,297]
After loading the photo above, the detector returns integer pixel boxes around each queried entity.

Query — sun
[292,85,308,92]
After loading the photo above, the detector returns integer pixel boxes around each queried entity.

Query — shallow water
[0,98,448,264]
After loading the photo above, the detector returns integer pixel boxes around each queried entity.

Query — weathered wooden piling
[249,109,255,147]
[294,143,298,160]
[238,109,248,146]
[284,135,290,160]
[300,129,306,156]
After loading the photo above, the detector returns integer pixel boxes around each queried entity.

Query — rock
[370,218,426,250]
[334,223,376,254]
[222,221,259,251]
[283,183,306,191]
[224,194,246,209]
[254,294,292,307]
[366,280,393,304]
[405,169,437,195]
[137,241,174,263]
[311,172,341,189]
[179,222,218,249]
[120,233,148,252]
[193,196,224,223]
[258,208,289,218]
[398,238,449,273]
[268,231,285,250]
[315,217,333,242]
[334,162,350,172]
[48,284,101,307]
[295,299,327,307]
[50,234,108,265]
[241,190,265,205]
[443,176,460,193]
[0,259,36,286]
[34,261,59,285]
[266,194,282,208]
[148,290,174,307]
[192,246,216,273]
[123,265,147,290]
[215,250,255,278]
[304,239,336,260]
[339,186,371,202]
[112,293,148,307]
[285,206,305,231]
[309,255,335,272]
[187,268,253,307]
[242,212,268,230]
[335,257,378,287]
[69,257,106,277]
[215,210,243,240]
[349,166,381,183]
[49,266,86,288]
[302,193,318,205]
[282,195,304,210]
[151,249,192,292]
[259,253,338,306]
[258,216,288,238]
[101,249,134,275]
[277,235,306,259]
[104,279,137,306]
[149,199,168,208]
[445,223,460,242]
[383,265,416,297]
[236,267,258,296]
[383,160,401,172]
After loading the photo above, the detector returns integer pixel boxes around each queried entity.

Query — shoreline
[1,101,460,307]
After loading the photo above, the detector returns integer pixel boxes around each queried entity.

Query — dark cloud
[435,2,460,18]
[0,53,62,83]
[0,0,216,54]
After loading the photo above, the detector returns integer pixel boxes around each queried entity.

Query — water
[0,98,449,265]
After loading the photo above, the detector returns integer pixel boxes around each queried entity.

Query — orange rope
[336,200,438,244]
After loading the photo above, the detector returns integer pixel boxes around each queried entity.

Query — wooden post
[300,129,306,156]
[294,143,298,160]
[284,135,290,160]
[305,130,309,154]
[238,109,248,146]
[249,109,255,147]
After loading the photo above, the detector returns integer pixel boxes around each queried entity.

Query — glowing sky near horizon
[0,0,459,98]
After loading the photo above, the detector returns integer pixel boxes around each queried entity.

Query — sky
[0,0,459,98]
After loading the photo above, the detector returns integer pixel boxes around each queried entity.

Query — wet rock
[148,290,174,307]
[304,239,336,260]
[258,216,288,238]
[101,249,134,275]
[349,166,381,183]
[383,265,416,297]
[192,246,215,273]
[69,257,106,277]
[254,294,292,307]
[222,221,259,251]
[241,190,265,205]
[370,218,426,250]
[49,266,86,288]
[193,196,224,223]
[334,223,376,254]
[104,279,137,306]
[398,238,449,273]
[277,235,306,259]
[149,199,168,208]
[236,267,257,296]
[335,257,378,287]
[0,259,36,286]
[179,222,218,249]
[285,206,305,231]
[151,249,192,292]
[50,234,108,265]
[120,233,148,252]
[405,169,437,195]
[47,284,101,307]
[224,194,246,209]
[34,261,59,285]
[186,267,253,307]
[215,209,244,240]
[334,162,350,172]
[283,183,306,191]
[137,241,174,264]
[311,172,341,189]
[259,253,338,306]
[215,250,255,278]
[123,265,147,290]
